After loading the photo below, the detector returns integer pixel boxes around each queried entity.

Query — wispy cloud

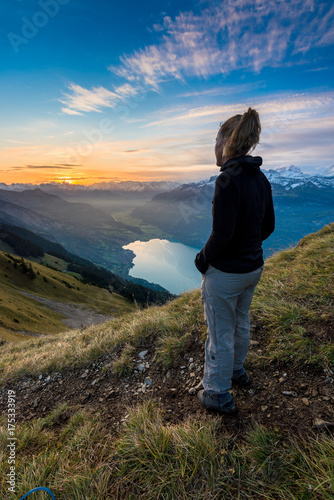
[61,107,84,116]
[59,2,333,115]
[108,0,333,89]
[142,92,334,128]
[113,83,138,97]
[122,149,150,153]
[177,82,266,98]
[305,67,329,72]
[60,83,121,114]
[54,163,82,167]
[60,82,140,115]
[13,165,75,170]
[5,139,33,145]
[292,2,334,53]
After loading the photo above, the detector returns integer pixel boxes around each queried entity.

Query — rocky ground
[0,325,333,439]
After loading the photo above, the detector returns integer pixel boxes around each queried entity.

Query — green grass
[0,223,333,386]
[0,403,116,499]
[0,285,204,385]
[112,211,172,240]
[29,253,69,272]
[251,223,334,367]
[0,251,134,342]
[112,343,136,376]
[0,224,333,499]
[1,400,333,499]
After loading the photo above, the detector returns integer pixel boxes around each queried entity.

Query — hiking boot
[198,390,237,414]
[232,369,252,387]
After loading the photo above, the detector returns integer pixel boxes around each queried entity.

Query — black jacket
[194,155,275,274]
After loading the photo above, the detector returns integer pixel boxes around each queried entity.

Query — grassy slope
[112,210,173,241]
[0,251,134,342]
[1,222,332,383]
[0,223,333,499]
[251,222,333,367]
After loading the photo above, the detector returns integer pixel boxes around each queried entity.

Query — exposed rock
[313,418,334,433]
[282,391,298,398]
[250,340,260,346]
[138,350,148,359]
[311,388,318,398]
[194,380,203,391]
[279,373,288,384]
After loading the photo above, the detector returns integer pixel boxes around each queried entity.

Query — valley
[0,251,135,343]
[1,168,333,276]
[0,165,333,312]
[0,223,333,499]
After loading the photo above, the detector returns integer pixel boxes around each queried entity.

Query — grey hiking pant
[201,263,264,394]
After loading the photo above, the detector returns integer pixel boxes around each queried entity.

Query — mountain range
[0,179,181,193]
[133,165,334,253]
[0,188,143,276]
[0,165,333,279]
[0,164,333,193]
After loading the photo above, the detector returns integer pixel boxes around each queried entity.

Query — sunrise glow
[1,1,333,186]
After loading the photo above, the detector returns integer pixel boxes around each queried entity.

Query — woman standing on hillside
[195,107,275,414]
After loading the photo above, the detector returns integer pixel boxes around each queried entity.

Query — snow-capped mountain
[134,164,334,252]
[263,165,334,190]
[0,183,36,192]
[0,164,333,193]
[193,165,334,191]
[0,180,180,193]
[321,165,334,177]
[88,180,180,192]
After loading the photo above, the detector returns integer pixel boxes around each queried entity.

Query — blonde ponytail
[219,107,261,158]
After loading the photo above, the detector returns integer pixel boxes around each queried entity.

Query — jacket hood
[220,155,262,176]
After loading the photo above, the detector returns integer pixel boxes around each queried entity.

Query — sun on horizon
[0,1,333,185]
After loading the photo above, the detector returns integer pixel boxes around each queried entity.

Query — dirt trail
[0,327,333,440]
[19,291,114,329]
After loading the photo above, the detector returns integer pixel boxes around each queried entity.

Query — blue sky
[0,0,333,184]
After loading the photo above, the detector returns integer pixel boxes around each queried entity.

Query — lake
[123,239,202,295]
